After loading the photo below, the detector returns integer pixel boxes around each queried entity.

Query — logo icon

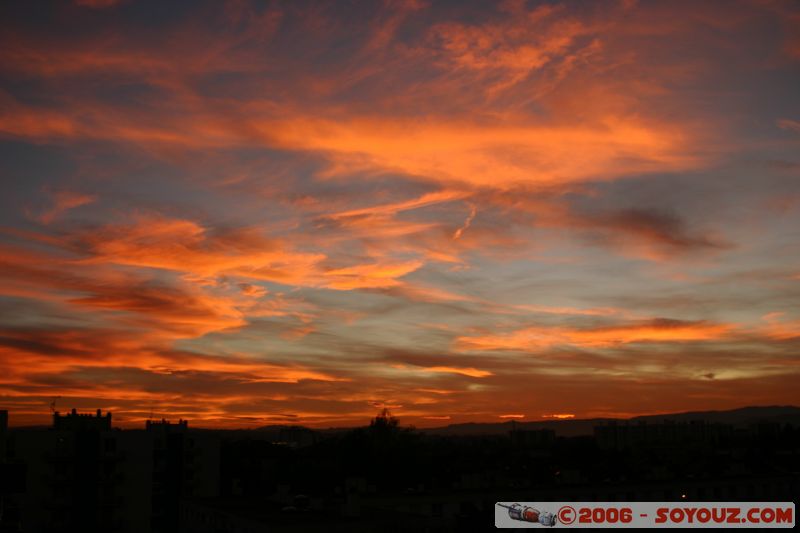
[497,503,558,527]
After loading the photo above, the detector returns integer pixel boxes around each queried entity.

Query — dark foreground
[1,407,798,532]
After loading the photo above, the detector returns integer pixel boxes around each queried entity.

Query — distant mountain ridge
[161,405,800,437]
[418,405,800,437]
[246,405,800,438]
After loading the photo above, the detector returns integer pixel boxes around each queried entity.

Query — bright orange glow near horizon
[0,0,799,428]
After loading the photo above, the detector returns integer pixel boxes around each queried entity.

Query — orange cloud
[323,260,423,289]
[262,115,702,188]
[777,118,800,134]
[423,366,493,378]
[0,240,255,340]
[0,106,703,189]
[326,190,469,220]
[67,284,247,338]
[0,325,343,394]
[759,312,800,341]
[391,364,493,378]
[70,214,431,292]
[457,319,736,351]
[77,214,323,281]
[37,190,97,224]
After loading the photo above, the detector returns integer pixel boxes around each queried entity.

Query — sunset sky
[1,0,799,428]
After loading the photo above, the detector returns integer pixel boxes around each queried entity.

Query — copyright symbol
[558,505,576,525]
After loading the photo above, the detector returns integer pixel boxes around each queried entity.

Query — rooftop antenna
[49,396,60,414]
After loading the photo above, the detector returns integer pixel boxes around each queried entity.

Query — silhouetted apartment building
[2,410,219,533]
[53,408,112,431]
[0,410,7,457]
[1,410,27,532]
[9,409,152,533]
[148,419,220,533]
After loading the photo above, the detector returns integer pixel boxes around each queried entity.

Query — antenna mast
[49,396,60,414]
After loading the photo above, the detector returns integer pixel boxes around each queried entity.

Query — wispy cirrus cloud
[35,189,97,224]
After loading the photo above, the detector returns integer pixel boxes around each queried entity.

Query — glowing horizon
[1,0,799,428]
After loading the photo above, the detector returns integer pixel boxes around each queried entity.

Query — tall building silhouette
[3,409,218,533]
[147,419,220,533]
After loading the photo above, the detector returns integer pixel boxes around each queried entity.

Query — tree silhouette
[369,408,399,431]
